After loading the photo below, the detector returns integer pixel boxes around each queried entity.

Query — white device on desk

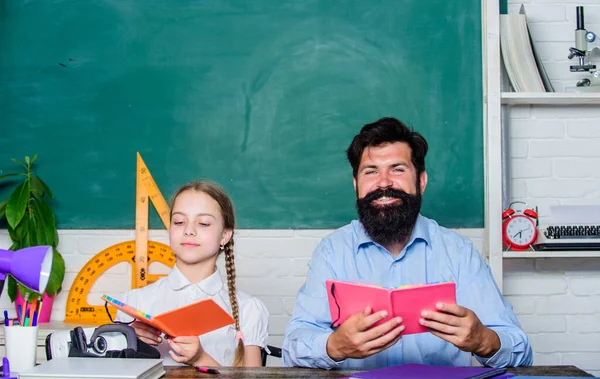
[46,324,135,359]
[534,224,600,251]
[567,6,600,90]
[17,357,164,379]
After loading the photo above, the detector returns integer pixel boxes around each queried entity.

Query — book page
[326,280,391,328]
[389,282,456,335]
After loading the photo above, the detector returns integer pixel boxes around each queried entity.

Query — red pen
[195,366,220,374]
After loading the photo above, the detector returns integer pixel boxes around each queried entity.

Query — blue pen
[16,304,22,325]
[3,310,8,326]
[32,311,38,327]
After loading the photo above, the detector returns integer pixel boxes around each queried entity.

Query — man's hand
[130,321,162,346]
[326,306,404,361]
[420,303,500,358]
[167,336,205,365]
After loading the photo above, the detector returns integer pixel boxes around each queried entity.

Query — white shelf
[501,92,600,105]
[503,250,600,258]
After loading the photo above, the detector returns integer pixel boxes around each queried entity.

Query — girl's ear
[221,228,233,246]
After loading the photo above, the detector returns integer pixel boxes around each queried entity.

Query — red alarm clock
[502,201,538,251]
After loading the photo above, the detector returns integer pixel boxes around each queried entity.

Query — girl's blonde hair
[171,180,244,366]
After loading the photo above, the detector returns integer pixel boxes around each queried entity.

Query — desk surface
[162,365,592,378]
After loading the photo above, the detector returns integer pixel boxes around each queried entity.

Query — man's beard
[356,186,422,247]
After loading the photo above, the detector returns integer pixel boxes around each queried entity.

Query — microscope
[568,6,600,89]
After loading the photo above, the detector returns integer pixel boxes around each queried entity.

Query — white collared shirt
[115,265,269,366]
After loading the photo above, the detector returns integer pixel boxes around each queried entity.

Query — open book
[326,280,456,335]
[103,295,235,337]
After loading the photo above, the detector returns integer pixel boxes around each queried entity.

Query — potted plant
[0,154,65,322]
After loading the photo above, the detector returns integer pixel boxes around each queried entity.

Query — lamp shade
[0,246,53,293]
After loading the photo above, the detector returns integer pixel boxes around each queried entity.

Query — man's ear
[419,171,428,194]
[353,177,357,193]
[221,229,233,246]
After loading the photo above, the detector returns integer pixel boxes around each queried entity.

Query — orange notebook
[326,280,456,335]
[102,295,235,337]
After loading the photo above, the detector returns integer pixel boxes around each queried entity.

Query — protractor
[64,240,175,325]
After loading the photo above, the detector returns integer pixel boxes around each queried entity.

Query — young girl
[115,180,269,367]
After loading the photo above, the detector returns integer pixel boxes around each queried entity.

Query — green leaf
[32,203,56,246]
[31,197,57,245]
[6,180,29,229]
[29,212,43,246]
[13,215,30,245]
[32,175,53,200]
[6,276,17,302]
[44,248,65,296]
[11,158,26,168]
[25,156,30,166]
[0,200,7,220]
[7,224,18,245]
[0,173,26,182]
[30,153,38,165]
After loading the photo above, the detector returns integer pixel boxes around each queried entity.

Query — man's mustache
[361,188,412,204]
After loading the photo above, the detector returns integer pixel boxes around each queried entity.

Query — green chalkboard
[0,1,484,229]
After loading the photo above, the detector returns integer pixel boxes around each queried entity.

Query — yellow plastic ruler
[64,153,175,325]
[135,152,171,288]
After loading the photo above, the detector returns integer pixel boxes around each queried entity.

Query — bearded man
[282,117,532,369]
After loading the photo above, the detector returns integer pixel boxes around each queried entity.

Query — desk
[162,365,593,378]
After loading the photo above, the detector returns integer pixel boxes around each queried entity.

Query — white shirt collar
[167,264,224,296]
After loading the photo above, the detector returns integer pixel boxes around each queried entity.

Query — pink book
[326,280,456,335]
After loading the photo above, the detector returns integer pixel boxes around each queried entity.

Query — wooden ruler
[64,241,175,325]
[64,153,175,325]
[135,152,171,288]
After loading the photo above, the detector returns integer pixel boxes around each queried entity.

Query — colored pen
[37,299,44,322]
[195,366,220,374]
[3,310,8,326]
[32,311,38,327]
[16,305,23,325]
[30,297,38,317]
[23,309,30,327]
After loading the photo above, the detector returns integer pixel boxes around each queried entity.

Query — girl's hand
[130,321,162,346]
[167,336,204,365]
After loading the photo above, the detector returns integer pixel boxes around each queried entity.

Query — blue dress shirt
[283,215,532,369]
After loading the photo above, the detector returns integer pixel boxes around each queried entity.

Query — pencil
[37,299,44,323]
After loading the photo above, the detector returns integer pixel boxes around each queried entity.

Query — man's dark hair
[346,117,428,178]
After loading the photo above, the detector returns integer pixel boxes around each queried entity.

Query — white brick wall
[505,1,600,376]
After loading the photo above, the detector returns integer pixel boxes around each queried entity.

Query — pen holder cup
[4,325,39,373]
